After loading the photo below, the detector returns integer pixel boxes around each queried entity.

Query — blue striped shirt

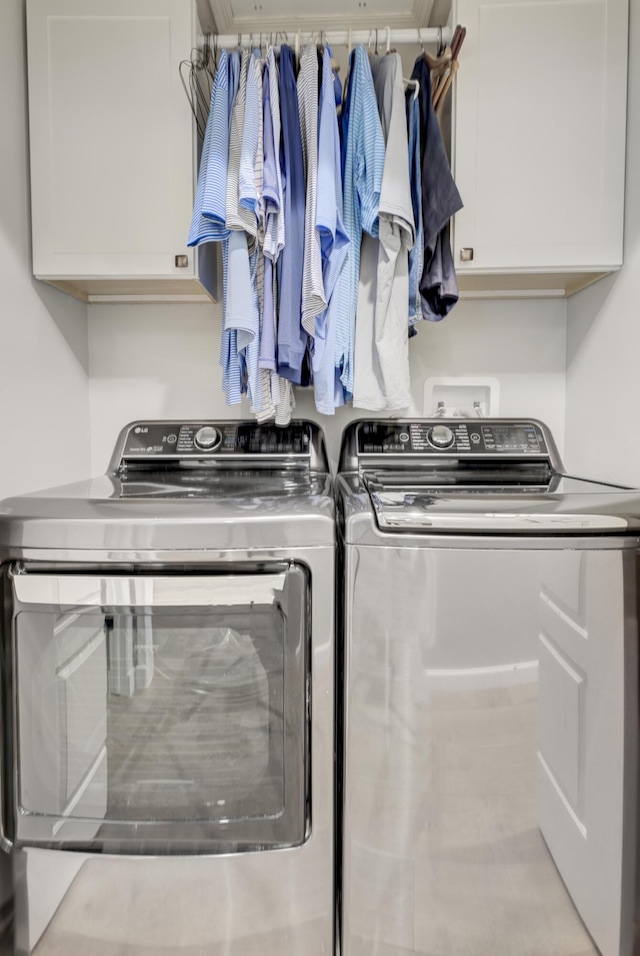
[334,46,385,399]
[188,51,230,245]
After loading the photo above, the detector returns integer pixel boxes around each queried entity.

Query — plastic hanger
[404,77,420,101]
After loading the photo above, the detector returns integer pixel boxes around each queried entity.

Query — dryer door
[9,564,308,853]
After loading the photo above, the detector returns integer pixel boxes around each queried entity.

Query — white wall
[0,0,90,498]
[565,4,639,485]
[88,297,566,473]
[2,0,568,485]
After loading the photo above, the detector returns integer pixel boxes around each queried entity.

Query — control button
[470,432,481,444]
[194,426,221,451]
[399,432,410,444]
[428,425,455,449]
[166,434,177,444]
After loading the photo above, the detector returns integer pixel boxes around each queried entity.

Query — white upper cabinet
[27,0,217,304]
[453,0,628,297]
[205,0,436,32]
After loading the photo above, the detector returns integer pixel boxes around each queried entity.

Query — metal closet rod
[209,26,454,49]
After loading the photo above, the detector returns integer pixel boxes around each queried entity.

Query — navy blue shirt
[277,45,307,385]
[410,56,463,320]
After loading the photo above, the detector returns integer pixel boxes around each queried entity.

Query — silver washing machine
[337,418,640,956]
[0,420,335,956]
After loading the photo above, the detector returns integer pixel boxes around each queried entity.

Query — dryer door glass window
[11,566,308,852]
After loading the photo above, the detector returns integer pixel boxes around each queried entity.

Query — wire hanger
[179,45,214,140]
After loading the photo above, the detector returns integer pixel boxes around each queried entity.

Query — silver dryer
[0,420,335,956]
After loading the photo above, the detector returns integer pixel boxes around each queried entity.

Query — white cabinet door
[453,0,628,276]
[537,550,637,956]
[27,0,216,302]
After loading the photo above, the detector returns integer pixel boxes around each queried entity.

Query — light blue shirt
[188,51,230,245]
[224,231,262,411]
[313,47,349,414]
[218,54,244,405]
[220,238,244,405]
[334,46,385,400]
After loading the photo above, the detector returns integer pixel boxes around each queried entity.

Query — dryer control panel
[109,420,331,474]
[122,422,311,458]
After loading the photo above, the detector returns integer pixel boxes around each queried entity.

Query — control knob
[429,425,455,449]
[194,426,221,451]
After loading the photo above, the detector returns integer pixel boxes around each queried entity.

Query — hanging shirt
[277,44,307,385]
[220,51,249,405]
[297,44,326,338]
[220,234,245,406]
[313,46,349,415]
[262,51,285,263]
[407,89,424,327]
[254,259,294,426]
[226,51,255,235]
[188,51,230,245]
[260,59,279,377]
[249,56,265,413]
[410,55,463,320]
[259,51,295,426]
[260,255,276,373]
[239,52,262,225]
[225,50,267,412]
[184,51,243,404]
[335,45,385,401]
[353,52,415,411]
[224,230,263,412]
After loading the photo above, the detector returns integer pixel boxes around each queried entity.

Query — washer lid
[338,418,640,536]
[364,474,640,534]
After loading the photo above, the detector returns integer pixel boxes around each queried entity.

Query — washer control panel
[122,422,311,459]
[357,421,548,456]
